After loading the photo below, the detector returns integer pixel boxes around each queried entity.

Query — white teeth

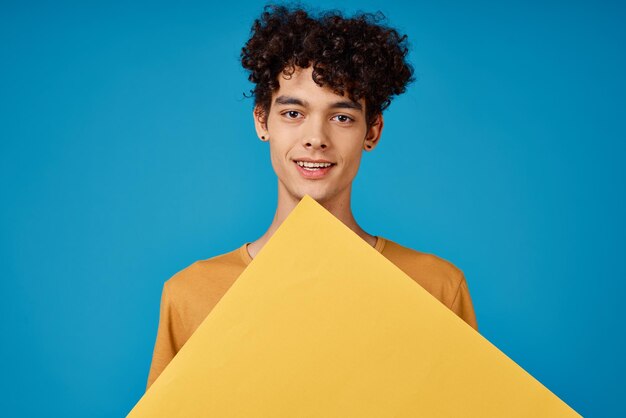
[296,161,333,168]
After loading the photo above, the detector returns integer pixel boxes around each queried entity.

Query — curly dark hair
[240,4,414,127]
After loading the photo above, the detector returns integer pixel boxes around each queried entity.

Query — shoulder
[381,238,464,281]
[163,245,248,303]
[380,238,465,309]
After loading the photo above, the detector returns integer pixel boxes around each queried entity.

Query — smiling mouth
[293,160,336,179]
[294,160,336,170]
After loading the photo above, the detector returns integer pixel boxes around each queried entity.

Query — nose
[302,119,329,150]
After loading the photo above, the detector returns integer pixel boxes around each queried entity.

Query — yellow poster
[128,195,580,417]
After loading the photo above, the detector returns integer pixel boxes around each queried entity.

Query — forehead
[274,66,365,107]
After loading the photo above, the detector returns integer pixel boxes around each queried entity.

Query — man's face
[254,66,383,205]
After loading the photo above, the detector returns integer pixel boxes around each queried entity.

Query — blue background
[1,1,624,416]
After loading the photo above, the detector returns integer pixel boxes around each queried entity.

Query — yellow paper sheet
[128,195,580,417]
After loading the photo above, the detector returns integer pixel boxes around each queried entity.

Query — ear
[363,113,384,151]
[253,106,269,140]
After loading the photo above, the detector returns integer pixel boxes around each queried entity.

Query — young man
[146,5,478,391]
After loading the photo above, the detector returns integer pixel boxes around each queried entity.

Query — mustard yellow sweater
[146,237,478,390]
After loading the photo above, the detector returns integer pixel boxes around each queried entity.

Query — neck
[246,181,376,259]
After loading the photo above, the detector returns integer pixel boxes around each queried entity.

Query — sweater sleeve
[450,275,479,332]
[145,282,186,391]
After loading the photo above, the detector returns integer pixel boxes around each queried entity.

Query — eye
[333,114,354,123]
[283,110,302,119]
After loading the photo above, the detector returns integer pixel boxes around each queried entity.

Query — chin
[279,176,344,205]
[293,187,336,205]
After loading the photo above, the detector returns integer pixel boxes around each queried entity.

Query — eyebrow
[274,95,363,112]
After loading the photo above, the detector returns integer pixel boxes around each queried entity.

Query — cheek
[268,145,280,171]
[342,142,364,166]
[268,142,291,175]
[348,153,363,175]
[337,146,364,182]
